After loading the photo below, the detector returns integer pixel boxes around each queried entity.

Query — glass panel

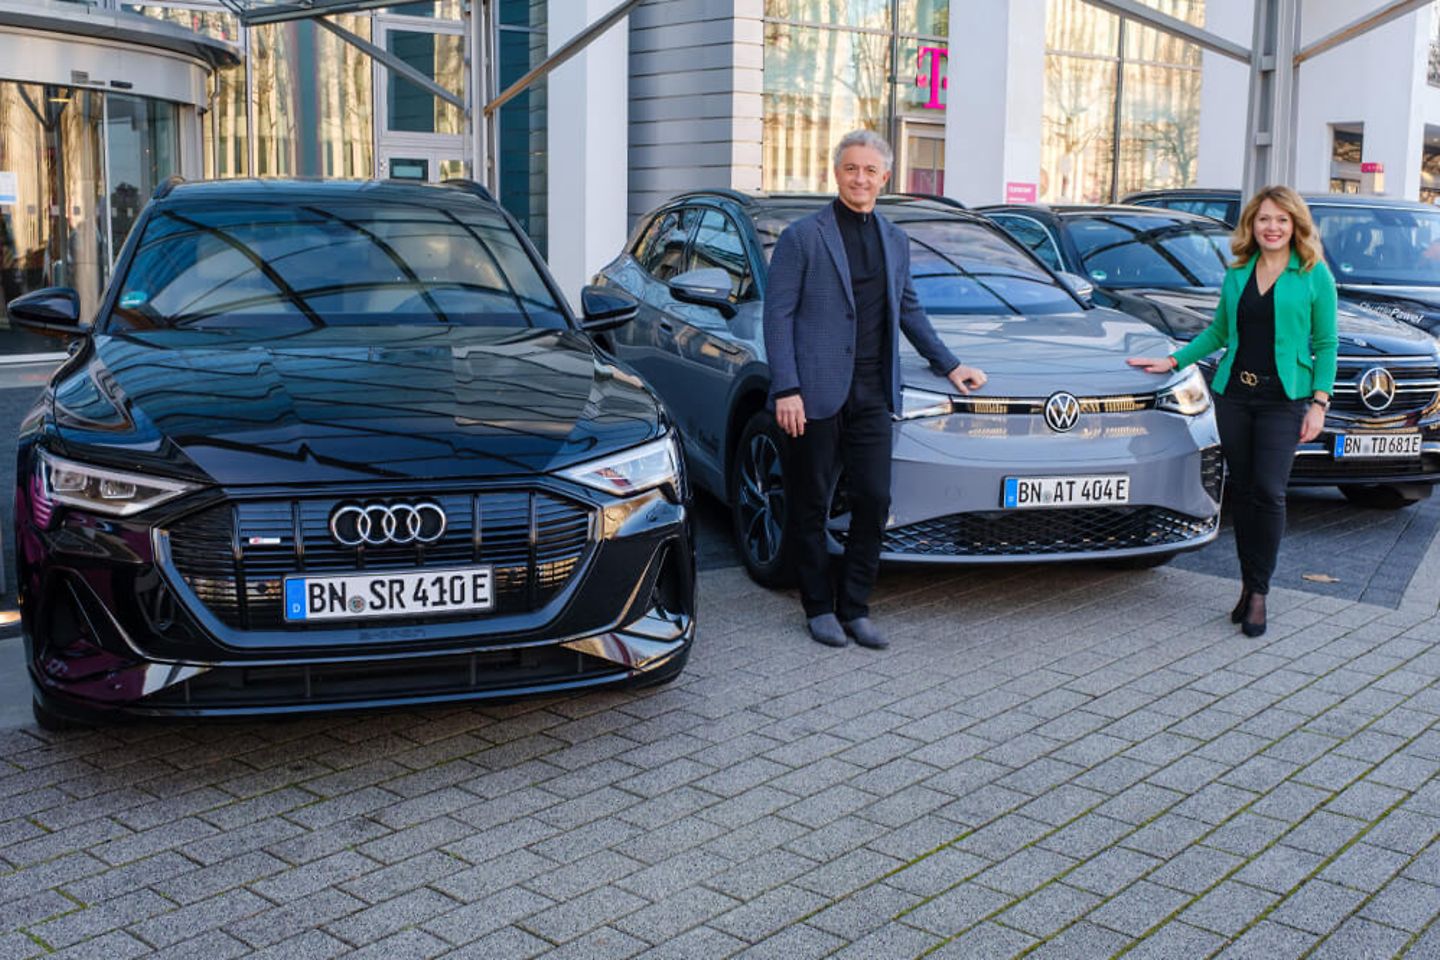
[762,23,891,193]
[498,0,545,27]
[898,0,948,37]
[387,29,463,135]
[113,200,566,331]
[439,158,465,180]
[640,208,700,282]
[989,216,1064,271]
[105,94,180,256]
[1041,53,1117,202]
[898,41,949,115]
[1311,204,1440,285]
[1116,59,1202,196]
[1046,0,1121,57]
[688,210,752,300]
[385,1,463,19]
[0,83,105,353]
[1123,1,1204,64]
[1333,129,1364,164]
[498,14,548,257]
[765,0,891,31]
[389,157,429,181]
[900,220,1075,316]
[253,17,373,178]
[1066,213,1230,288]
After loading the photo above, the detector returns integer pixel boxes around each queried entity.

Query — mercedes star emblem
[1358,367,1396,412]
[1044,392,1081,432]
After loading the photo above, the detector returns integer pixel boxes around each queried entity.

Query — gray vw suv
[594,192,1223,585]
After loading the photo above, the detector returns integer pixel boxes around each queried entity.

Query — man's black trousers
[1214,387,1308,595]
[788,374,891,621]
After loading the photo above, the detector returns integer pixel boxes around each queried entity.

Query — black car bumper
[21,479,695,722]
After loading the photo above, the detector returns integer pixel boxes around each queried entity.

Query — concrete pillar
[546,0,629,309]
[943,0,1045,207]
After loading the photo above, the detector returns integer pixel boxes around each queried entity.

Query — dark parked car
[982,203,1440,507]
[10,179,694,729]
[594,191,1224,584]
[1124,189,1440,339]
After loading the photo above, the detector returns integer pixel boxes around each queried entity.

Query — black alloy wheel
[731,412,797,587]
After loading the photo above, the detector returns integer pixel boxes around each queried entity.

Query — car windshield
[1311,204,1440,286]
[108,198,568,332]
[754,205,1077,315]
[1066,214,1231,289]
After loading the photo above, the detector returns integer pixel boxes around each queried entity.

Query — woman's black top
[1234,267,1278,381]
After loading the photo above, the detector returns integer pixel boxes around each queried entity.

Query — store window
[1041,0,1204,203]
[1330,125,1363,194]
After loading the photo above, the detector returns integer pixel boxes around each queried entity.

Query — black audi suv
[1124,189,1440,339]
[9,179,694,729]
[982,203,1440,507]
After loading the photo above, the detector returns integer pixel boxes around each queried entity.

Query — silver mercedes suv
[593,192,1223,585]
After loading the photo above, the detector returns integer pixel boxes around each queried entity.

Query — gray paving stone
[1086,880,1192,938]
[732,923,844,960]
[422,886,554,946]
[825,922,940,960]
[1267,878,1367,935]
[1025,920,1130,960]
[1180,881,1280,937]
[1308,917,1412,960]
[995,882,1101,938]
[1318,841,1409,892]
[516,884,648,943]
[1284,811,1368,858]
[1150,846,1245,896]
[902,881,1010,936]
[708,884,830,943]
[928,920,1037,958]
[1213,919,1318,959]
[1204,811,1291,857]
[1064,846,1161,897]
[435,925,552,960]
[615,887,742,945]
[806,882,923,941]
[1233,843,1325,894]
[1358,877,1440,932]
[629,925,746,960]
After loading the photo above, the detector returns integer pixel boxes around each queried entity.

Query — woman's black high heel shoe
[1230,588,1253,624]
[1241,592,1267,638]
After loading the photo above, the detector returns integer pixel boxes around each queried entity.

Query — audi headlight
[559,434,680,497]
[898,387,954,421]
[1157,368,1212,416]
[38,450,198,517]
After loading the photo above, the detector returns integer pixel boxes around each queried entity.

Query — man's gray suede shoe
[807,613,848,647]
[842,617,889,649]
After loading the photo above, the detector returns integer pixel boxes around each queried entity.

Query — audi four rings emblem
[329,502,447,547]
[1044,392,1081,432]
[1358,366,1396,412]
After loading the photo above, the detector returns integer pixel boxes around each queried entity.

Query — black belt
[1234,369,1277,388]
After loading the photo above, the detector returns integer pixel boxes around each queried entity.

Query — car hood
[899,307,1183,397]
[1107,286,1438,358]
[50,326,662,484]
[1335,284,1440,335]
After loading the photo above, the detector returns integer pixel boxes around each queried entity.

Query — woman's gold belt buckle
[1239,370,1259,387]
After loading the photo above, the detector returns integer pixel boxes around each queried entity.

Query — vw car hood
[899,307,1183,397]
[1335,284,1440,336]
[1106,287,1438,358]
[49,326,662,484]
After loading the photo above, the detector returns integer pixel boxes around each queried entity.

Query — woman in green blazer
[1130,186,1338,637]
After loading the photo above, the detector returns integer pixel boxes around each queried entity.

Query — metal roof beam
[1079,0,1252,63]
[1294,0,1433,64]
[229,0,404,27]
[483,0,643,116]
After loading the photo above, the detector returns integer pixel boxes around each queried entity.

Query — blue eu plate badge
[1002,477,1020,509]
[285,580,308,621]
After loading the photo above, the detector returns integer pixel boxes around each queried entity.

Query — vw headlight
[38,450,198,517]
[1157,368,1211,415]
[559,434,680,497]
[898,387,953,421]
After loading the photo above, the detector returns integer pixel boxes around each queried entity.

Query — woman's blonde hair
[1231,185,1323,271]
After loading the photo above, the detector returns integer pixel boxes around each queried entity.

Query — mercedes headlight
[559,434,680,497]
[1156,368,1212,415]
[38,450,199,517]
[898,387,954,421]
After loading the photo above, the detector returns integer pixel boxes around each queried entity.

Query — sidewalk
[0,548,1438,959]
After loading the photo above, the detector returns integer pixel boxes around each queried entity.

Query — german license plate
[1003,475,1130,509]
[283,566,493,622]
[1332,433,1422,459]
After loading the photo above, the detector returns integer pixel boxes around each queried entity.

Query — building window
[762,1,947,194]
[1330,124,1362,193]
[1429,1,1440,88]
[1042,0,1204,203]
[497,0,547,257]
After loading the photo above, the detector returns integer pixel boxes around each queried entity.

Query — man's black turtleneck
[832,199,889,387]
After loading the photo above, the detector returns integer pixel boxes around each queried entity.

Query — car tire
[31,698,77,733]
[1339,484,1433,510]
[731,411,798,588]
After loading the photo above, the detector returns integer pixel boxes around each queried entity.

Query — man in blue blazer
[764,130,987,650]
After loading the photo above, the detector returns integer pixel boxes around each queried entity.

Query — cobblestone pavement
[2,544,1440,958]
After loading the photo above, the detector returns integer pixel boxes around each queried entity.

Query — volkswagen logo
[330,501,447,547]
[1044,392,1081,432]
[1358,366,1396,412]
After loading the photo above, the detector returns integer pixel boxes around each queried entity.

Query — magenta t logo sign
[916,46,948,110]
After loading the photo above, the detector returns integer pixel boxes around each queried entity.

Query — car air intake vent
[167,490,593,631]
[858,507,1217,558]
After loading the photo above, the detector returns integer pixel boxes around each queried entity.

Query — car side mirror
[579,285,639,332]
[6,286,87,338]
[1057,271,1095,305]
[670,267,737,319]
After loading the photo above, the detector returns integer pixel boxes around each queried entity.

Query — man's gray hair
[832,130,894,172]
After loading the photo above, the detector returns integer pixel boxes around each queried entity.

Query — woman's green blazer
[1169,250,1339,398]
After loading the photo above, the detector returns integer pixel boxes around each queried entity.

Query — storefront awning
[0,0,240,68]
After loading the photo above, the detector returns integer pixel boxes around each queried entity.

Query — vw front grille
[870,507,1217,558]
